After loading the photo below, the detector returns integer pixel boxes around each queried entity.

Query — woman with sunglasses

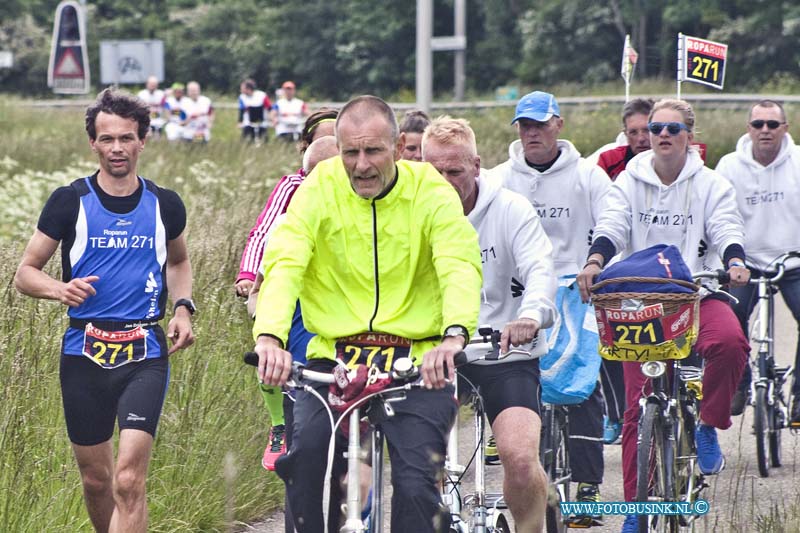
[576,98,750,533]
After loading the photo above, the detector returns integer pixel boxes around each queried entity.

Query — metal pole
[453,0,466,101]
[676,33,683,100]
[416,0,433,113]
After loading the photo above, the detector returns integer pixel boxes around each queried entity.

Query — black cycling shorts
[60,355,170,446]
[457,359,541,425]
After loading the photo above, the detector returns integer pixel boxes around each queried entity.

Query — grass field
[1,94,799,531]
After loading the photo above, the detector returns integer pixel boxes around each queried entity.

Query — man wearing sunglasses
[716,99,800,424]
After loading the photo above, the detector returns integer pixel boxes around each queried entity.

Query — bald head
[336,95,399,143]
[146,76,159,91]
[302,135,339,174]
[187,81,200,99]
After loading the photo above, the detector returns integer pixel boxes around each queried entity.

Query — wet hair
[422,115,477,158]
[622,98,654,127]
[649,99,695,132]
[86,88,150,140]
[242,78,256,91]
[749,99,786,123]
[336,95,399,143]
[299,107,339,153]
[399,110,431,134]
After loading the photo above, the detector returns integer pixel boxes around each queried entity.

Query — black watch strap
[173,298,196,315]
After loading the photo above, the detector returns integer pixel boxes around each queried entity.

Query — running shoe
[485,434,500,465]
[791,395,800,428]
[566,482,603,527]
[603,416,622,445]
[262,424,286,471]
[621,514,638,533]
[695,424,725,475]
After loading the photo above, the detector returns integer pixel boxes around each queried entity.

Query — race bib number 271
[82,323,148,369]
[335,333,411,372]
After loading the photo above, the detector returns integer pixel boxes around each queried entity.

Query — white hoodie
[716,133,800,271]
[489,139,611,277]
[594,149,744,272]
[466,172,557,362]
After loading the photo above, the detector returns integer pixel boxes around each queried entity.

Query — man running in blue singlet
[14,88,195,533]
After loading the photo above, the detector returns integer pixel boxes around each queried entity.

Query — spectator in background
[137,75,166,139]
[399,110,430,161]
[164,82,185,141]
[238,78,273,143]
[181,81,214,143]
[272,81,309,142]
[597,98,654,180]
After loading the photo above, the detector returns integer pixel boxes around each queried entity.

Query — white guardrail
[18,93,800,111]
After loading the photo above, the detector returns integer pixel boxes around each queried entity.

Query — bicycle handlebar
[243,352,421,387]
[691,269,731,285]
[749,251,800,285]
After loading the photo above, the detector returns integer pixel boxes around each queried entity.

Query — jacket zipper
[368,199,380,331]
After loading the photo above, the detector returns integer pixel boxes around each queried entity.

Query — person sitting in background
[272,81,309,142]
[238,78,273,142]
[399,109,430,161]
[164,82,185,141]
[137,75,166,139]
[180,81,214,143]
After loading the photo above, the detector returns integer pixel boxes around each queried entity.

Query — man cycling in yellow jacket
[253,95,482,532]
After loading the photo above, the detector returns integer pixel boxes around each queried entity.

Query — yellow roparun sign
[678,33,728,90]
[594,299,700,363]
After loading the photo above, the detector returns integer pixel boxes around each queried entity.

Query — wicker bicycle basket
[590,277,700,363]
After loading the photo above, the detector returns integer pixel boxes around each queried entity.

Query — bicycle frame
[746,253,798,477]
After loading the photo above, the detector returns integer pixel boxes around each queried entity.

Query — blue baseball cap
[512,91,560,124]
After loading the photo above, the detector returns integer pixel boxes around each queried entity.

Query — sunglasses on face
[648,122,690,135]
[749,119,785,130]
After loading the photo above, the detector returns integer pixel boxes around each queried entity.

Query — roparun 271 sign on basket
[678,33,728,90]
[47,0,90,94]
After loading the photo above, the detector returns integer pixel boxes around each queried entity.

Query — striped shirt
[237,169,305,281]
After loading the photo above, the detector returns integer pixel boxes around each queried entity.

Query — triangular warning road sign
[54,48,83,78]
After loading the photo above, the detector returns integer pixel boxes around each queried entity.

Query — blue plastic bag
[541,275,601,405]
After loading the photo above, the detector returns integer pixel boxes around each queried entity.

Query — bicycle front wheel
[636,402,677,532]
[544,408,569,533]
[754,387,770,477]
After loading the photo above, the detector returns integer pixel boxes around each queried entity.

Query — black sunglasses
[648,122,690,135]
[749,119,785,130]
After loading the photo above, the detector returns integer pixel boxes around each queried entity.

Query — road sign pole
[416,0,433,113]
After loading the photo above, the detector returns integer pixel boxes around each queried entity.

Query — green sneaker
[566,482,603,528]
[484,434,500,465]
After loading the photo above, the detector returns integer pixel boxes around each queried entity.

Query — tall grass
[1,95,799,531]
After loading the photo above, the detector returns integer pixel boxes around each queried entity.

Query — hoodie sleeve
[586,164,612,225]
[507,195,557,328]
[252,175,319,344]
[703,169,745,258]
[591,171,634,254]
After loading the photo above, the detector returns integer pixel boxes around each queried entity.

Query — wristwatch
[443,325,469,347]
[173,298,197,315]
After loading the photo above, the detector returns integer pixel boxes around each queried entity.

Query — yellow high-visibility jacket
[253,156,482,364]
